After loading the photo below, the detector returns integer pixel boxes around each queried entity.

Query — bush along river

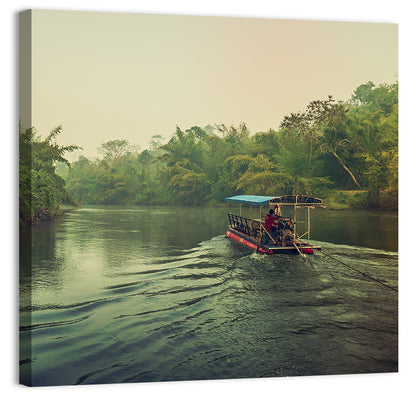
[19,205,398,386]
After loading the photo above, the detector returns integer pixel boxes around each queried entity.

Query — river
[19,205,398,386]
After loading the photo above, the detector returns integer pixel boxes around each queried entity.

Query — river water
[19,206,398,386]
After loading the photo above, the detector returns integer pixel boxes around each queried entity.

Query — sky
[24,9,398,159]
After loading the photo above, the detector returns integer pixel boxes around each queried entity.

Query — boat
[224,194,325,255]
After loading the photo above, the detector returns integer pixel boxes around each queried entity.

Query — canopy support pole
[294,195,298,236]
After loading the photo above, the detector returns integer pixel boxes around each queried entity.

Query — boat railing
[227,213,261,237]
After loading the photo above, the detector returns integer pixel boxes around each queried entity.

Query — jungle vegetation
[19,125,80,226]
[19,81,398,226]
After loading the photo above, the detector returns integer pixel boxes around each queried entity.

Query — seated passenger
[265,209,279,238]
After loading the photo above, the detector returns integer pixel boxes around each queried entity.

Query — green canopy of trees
[20,81,398,226]
[19,125,79,226]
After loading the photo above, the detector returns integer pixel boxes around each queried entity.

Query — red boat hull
[225,228,319,255]
[226,229,272,254]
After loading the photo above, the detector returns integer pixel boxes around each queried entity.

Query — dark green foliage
[346,83,398,207]
[64,141,168,205]
[19,125,80,227]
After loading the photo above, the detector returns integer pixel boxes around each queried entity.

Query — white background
[2,1,414,395]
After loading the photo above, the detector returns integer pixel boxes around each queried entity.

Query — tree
[98,139,131,162]
[281,96,361,189]
[169,159,211,203]
[347,97,398,206]
[351,81,375,105]
[19,125,80,226]
[232,154,292,195]
[149,135,165,150]
[160,126,215,203]
[280,111,315,168]
[251,129,281,159]
[351,81,398,115]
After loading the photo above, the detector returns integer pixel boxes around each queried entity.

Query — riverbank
[323,189,398,210]
[19,205,78,229]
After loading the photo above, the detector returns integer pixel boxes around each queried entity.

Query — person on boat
[274,205,281,216]
[272,206,285,244]
[265,209,279,238]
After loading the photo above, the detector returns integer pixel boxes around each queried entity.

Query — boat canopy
[225,194,324,207]
[224,195,277,206]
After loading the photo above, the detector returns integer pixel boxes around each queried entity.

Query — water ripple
[20,314,92,332]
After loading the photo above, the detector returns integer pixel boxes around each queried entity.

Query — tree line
[19,81,398,226]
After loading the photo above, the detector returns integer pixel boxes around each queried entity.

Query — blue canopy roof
[224,195,277,206]
[225,194,325,207]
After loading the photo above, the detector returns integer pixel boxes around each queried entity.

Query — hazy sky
[27,9,398,158]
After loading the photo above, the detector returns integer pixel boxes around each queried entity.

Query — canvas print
[19,10,398,387]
